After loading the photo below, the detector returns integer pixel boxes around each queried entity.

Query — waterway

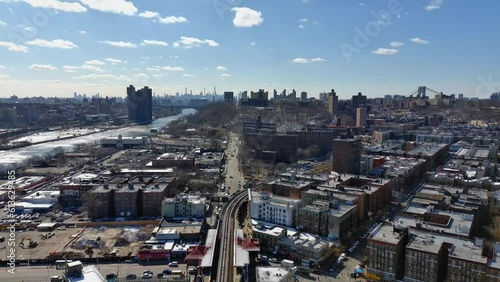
[0,109,196,170]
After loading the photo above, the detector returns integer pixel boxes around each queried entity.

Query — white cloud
[141,39,168,47]
[372,48,399,55]
[231,7,263,28]
[298,25,305,29]
[146,66,162,72]
[25,38,78,49]
[410,37,430,44]
[73,74,129,80]
[81,65,105,72]
[84,60,105,65]
[63,65,79,72]
[390,41,404,47]
[132,73,148,78]
[250,42,256,46]
[78,30,86,35]
[0,74,10,79]
[312,20,320,24]
[359,2,365,6]
[221,73,231,77]
[0,21,6,27]
[140,56,150,60]
[157,16,188,24]
[425,0,443,11]
[0,41,29,52]
[172,42,180,48]
[299,18,308,22]
[23,26,35,32]
[147,65,184,71]
[105,58,125,64]
[302,0,310,3]
[80,0,137,16]
[216,66,227,71]
[138,10,159,18]
[29,64,58,71]
[14,0,87,13]
[100,41,137,48]
[177,36,219,48]
[0,65,6,69]
[162,66,184,71]
[182,74,195,77]
[292,57,326,63]
[311,58,326,62]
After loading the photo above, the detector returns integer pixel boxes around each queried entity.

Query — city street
[223,134,244,194]
[0,262,193,282]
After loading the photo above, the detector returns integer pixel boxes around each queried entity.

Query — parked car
[125,274,137,280]
[169,261,178,267]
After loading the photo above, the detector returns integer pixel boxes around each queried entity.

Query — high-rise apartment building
[352,92,367,108]
[331,138,361,174]
[356,107,367,127]
[328,89,339,115]
[127,85,152,123]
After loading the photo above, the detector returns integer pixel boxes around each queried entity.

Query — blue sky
[0,0,498,99]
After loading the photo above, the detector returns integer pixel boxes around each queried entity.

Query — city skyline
[0,0,499,98]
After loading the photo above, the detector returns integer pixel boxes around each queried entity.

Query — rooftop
[369,224,404,245]
[66,265,105,282]
[256,267,292,282]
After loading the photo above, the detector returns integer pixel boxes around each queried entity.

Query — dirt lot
[0,225,154,260]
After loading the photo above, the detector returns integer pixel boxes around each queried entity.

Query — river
[0,108,196,170]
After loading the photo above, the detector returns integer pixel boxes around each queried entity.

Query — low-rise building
[366,224,409,281]
[249,191,301,227]
[277,229,331,264]
[114,182,139,218]
[263,175,312,200]
[161,193,207,219]
[256,266,295,282]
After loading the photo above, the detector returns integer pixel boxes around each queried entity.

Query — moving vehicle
[171,270,185,276]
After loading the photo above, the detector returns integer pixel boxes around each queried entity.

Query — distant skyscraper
[328,89,339,115]
[224,91,234,102]
[331,138,361,174]
[292,89,297,100]
[127,85,153,123]
[352,92,367,108]
[356,107,367,127]
[301,91,307,101]
[273,89,278,100]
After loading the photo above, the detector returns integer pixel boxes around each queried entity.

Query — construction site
[0,225,155,260]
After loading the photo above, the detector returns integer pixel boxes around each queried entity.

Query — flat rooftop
[256,267,292,282]
[369,224,403,245]
[394,210,473,237]
[66,265,105,282]
[267,178,312,189]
